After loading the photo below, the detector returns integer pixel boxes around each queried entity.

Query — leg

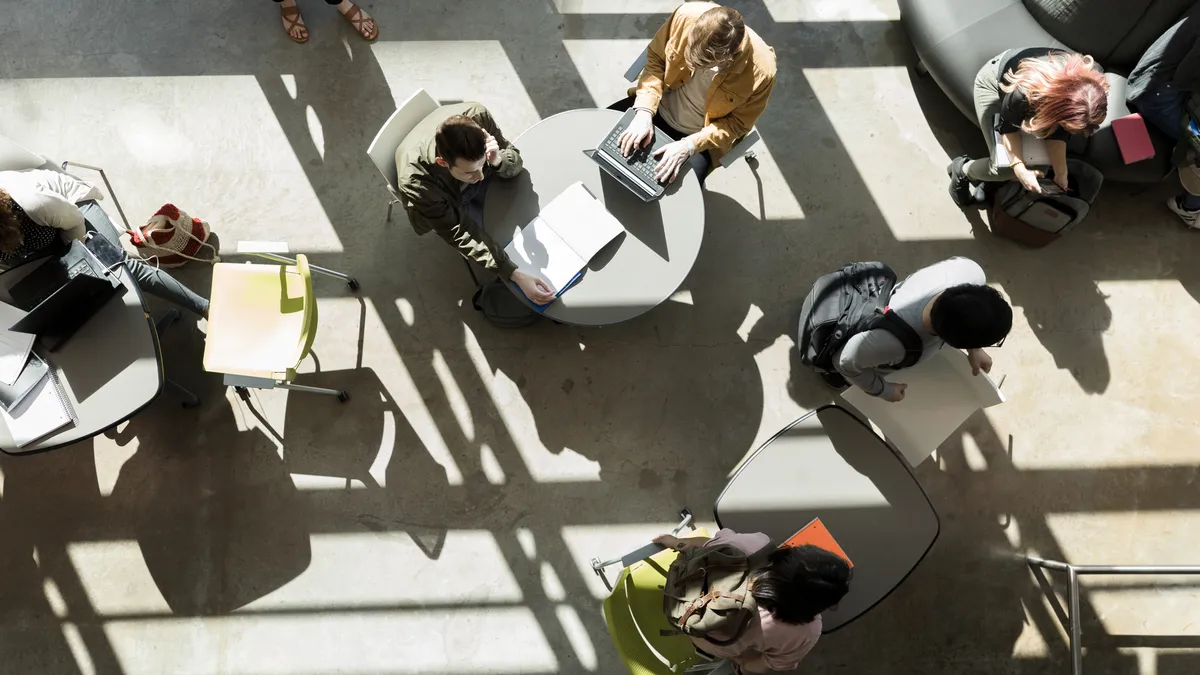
[332,0,378,40]
[275,0,308,43]
[963,56,1014,183]
[83,204,210,317]
[1131,85,1200,218]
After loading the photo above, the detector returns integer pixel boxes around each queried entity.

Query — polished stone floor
[1,0,1199,673]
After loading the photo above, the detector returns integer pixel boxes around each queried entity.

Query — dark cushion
[900,0,1184,182]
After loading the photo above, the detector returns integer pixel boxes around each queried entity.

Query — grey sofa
[899,0,1196,183]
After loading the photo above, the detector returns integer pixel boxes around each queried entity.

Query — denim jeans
[1133,84,1200,207]
[79,201,210,317]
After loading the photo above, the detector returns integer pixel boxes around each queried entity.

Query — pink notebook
[1111,113,1155,164]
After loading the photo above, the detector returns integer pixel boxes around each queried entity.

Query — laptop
[586,108,673,202]
[9,239,124,351]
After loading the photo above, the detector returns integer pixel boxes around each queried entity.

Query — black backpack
[463,259,542,328]
[797,261,923,374]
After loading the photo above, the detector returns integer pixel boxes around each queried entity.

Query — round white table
[483,108,705,326]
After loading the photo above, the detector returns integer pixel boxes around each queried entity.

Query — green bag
[661,542,759,645]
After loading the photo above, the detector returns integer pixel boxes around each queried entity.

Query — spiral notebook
[0,368,77,447]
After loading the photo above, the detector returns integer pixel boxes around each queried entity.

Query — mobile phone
[85,232,127,270]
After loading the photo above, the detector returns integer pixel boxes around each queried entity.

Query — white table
[714,405,941,632]
[0,255,161,454]
[483,108,706,326]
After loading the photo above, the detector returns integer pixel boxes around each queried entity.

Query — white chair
[366,89,440,223]
[624,47,761,169]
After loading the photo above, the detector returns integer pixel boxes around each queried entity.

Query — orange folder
[780,518,853,568]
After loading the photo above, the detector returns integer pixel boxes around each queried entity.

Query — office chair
[366,88,440,222]
[202,244,358,402]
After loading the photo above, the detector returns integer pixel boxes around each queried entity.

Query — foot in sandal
[279,0,308,42]
[335,0,378,40]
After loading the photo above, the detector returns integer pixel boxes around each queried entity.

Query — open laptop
[585,108,673,202]
[9,239,124,351]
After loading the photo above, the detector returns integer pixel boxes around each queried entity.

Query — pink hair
[1001,53,1110,137]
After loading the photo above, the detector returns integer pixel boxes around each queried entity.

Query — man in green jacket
[396,102,554,304]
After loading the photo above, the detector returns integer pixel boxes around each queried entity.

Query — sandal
[340,3,378,41]
[281,5,308,43]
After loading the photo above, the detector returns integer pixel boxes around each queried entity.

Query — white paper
[503,181,625,295]
[839,349,1005,467]
[505,217,585,293]
[540,182,625,261]
[0,301,34,386]
[993,114,1052,168]
[0,371,72,447]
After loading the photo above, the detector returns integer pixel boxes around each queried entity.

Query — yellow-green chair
[203,247,355,402]
[592,511,732,675]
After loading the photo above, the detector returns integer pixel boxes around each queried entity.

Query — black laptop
[9,239,124,350]
[586,108,674,202]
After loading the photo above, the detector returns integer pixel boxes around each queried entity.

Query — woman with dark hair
[0,170,209,317]
[653,529,852,672]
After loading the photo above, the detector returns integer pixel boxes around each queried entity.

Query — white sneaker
[1167,196,1200,229]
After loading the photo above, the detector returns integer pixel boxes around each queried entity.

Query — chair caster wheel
[338,391,350,403]
[347,278,360,292]
[679,507,692,520]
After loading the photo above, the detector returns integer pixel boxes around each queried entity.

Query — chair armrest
[719,127,762,168]
[625,46,650,82]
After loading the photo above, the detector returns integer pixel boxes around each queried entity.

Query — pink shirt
[689,529,823,670]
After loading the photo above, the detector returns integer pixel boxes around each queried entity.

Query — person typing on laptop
[395,103,555,304]
[0,170,209,317]
[609,2,777,184]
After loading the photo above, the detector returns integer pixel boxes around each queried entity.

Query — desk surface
[0,255,162,454]
[483,108,706,326]
[714,405,940,633]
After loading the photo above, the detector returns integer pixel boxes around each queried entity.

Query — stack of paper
[0,301,33,386]
[840,349,1005,466]
[504,181,625,305]
[0,369,75,448]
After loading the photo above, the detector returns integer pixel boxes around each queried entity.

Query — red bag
[128,203,218,268]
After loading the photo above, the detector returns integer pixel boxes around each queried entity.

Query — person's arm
[1171,36,1200,91]
[631,6,682,114]
[405,182,518,279]
[1046,138,1069,190]
[690,76,776,155]
[476,109,523,178]
[1001,132,1044,193]
[834,330,907,400]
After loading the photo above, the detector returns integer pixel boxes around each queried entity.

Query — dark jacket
[395,102,523,278]
[1127,4,1200,104]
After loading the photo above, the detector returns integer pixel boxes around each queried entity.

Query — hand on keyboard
[653,139,696,183]
[618,109,655,157]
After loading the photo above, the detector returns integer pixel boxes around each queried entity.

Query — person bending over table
[610,2,777,184]
[833,257,1011,402]
[395,102,555,304]
[653,529,851,673]
[0,170,209,317]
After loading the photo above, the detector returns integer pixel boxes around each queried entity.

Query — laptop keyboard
[66,260,91,279]
[602,124,661,187]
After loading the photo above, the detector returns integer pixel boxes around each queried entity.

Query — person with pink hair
[948,48,1109,207]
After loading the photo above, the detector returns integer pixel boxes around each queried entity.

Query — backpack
[129,203,219,268]
[796,261,923,375]
[989,159,1103,248]
[462,259,542,328]
[661,542,764,645]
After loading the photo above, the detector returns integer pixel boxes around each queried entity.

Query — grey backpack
[796,261,923,374]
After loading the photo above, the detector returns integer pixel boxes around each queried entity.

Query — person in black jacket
[1127,4,1200,228]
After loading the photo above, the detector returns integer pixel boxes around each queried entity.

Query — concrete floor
[2,0,1200,673]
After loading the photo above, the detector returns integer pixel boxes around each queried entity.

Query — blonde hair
[685,6,745,70]
[0,189,24,254]
[1001,53,1110,137]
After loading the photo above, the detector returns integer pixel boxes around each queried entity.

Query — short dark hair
[751,545,851,625]
[435,115,487,166]
[929,284,1013,349]
[686,7,745,69]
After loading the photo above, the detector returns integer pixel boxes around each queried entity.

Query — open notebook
[504,181,624,308]
[0,300,34,386]
[0,367,76,448]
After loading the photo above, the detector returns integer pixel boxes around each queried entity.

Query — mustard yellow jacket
[630,2,777,165]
